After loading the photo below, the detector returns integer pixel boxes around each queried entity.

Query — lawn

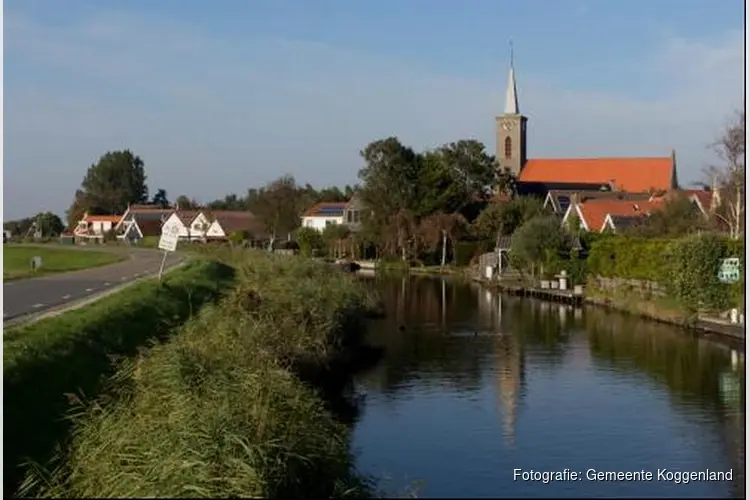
[3,245,126,281]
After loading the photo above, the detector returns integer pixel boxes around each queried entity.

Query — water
[350,275,745,498]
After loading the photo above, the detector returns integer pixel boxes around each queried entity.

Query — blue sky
[4,0,746,220]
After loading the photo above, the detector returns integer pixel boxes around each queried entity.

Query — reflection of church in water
[476,288,526,447]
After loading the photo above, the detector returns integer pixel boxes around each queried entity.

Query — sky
[3,0,747,220]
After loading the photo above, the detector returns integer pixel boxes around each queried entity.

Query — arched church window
[504,137,512,159]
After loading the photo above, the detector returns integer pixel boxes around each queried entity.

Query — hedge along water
[3,260,237,498]
[19,251,379,499]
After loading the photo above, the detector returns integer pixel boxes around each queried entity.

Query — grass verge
[4,260,237,497]
[3,245,125,280]
[20,250,380,498]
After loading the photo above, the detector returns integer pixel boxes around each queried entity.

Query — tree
[472,196,543,247]
[383,209,418,261]
[624,196,708,238]
[419,212,468,266]
[296,227,325,257]
[321,224,350,259]
[75,150,148,215]
[251,175,302,250]
[358,138,423,226]
[509,215,571,277]
[151,189,170,208]
[706,110,745,239]
[174,195,200,210]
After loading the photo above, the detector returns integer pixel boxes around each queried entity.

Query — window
[353,210,360,223]
[504,137,512,159]
[325,220,336,227]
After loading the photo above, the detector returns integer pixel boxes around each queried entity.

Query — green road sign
[718,257,741,284]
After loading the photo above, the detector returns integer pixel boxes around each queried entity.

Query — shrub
[3,261,236,497]
[296,227,325,257]
[509,215,571,277]
[228,230,249,245]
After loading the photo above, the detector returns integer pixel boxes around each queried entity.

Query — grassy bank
[3,245,125,280]
[20,251,380,498]
[4,260,237,496]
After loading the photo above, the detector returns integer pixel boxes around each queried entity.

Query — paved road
[3,248,184,321]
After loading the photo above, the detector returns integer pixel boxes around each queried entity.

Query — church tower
[495,49,528,178]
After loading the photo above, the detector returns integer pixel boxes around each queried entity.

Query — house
[561,198,665,233]
[342,195,365,232]
[74,213,123,243]
[301,202,347,231]
[114,204,173,243]
[204,211,267,243]
[161,210,211,242]
[495,58,678,197]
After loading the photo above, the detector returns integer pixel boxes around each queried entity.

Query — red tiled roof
[83,214,122,223]
[302,202,347,217]
[573,198,663,232]
[680,189,712,213]
[520,157,674,193]
[172,210,200,225]
[207,211,267,237]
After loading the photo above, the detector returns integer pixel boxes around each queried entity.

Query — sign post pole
[156,224,180,283]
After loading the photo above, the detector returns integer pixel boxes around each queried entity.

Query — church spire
[504,41,519,114]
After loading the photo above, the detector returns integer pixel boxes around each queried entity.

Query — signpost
[157,224,180,281]
[718,257,741,284]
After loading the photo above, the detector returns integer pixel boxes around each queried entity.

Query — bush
[296,227,325,257]
[509,215,571,277]
[228,230,249,245]
[20,251,377,498]
[3,261,236,497]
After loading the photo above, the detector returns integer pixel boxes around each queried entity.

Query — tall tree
[151,189,170,208]
[358,137,423,222]
[75,150,149,214]
[383,209,418,261]
[472,196,543,247]
[251,175,302,250]
[706,110,745,239]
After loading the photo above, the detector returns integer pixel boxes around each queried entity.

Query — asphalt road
[3,248,184,321]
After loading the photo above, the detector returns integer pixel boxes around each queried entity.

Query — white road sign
[158,224,180,252]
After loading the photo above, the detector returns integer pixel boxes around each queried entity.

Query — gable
[520,157,674,193]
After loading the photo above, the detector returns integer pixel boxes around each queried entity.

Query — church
[495,60,679,197]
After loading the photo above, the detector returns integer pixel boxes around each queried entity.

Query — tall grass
[4,260,236,497]
[20,251,379,498]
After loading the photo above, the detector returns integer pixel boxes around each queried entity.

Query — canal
[349,274,745,498]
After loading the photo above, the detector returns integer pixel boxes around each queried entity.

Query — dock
[474,278,584,305]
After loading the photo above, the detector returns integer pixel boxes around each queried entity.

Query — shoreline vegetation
[18,250,385,499]
[3,260,237,497]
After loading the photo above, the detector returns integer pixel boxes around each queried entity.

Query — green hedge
[3,260,236,497]
[586,235,673,281]
[587,233,744,312]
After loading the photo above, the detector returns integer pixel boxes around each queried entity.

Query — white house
[74,213,123,242]
[161,211,211,241]
[301,202,347,231]
[114,204,173,243]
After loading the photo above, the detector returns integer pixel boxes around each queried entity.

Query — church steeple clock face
[502,122,515,131]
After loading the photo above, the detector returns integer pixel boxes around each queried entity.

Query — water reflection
[352,274,745,498]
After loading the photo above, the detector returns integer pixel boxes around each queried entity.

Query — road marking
[104,282,110,286]
[85,288,94,292]
[133,273,141,277]
[121,277,128,281]
[62,294,72,299]
[32,303,45,309]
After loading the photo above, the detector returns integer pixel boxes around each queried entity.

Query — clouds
[3,7,745,219]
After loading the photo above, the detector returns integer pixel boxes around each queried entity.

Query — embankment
[4,260,237,496]
[19,251,381,498]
